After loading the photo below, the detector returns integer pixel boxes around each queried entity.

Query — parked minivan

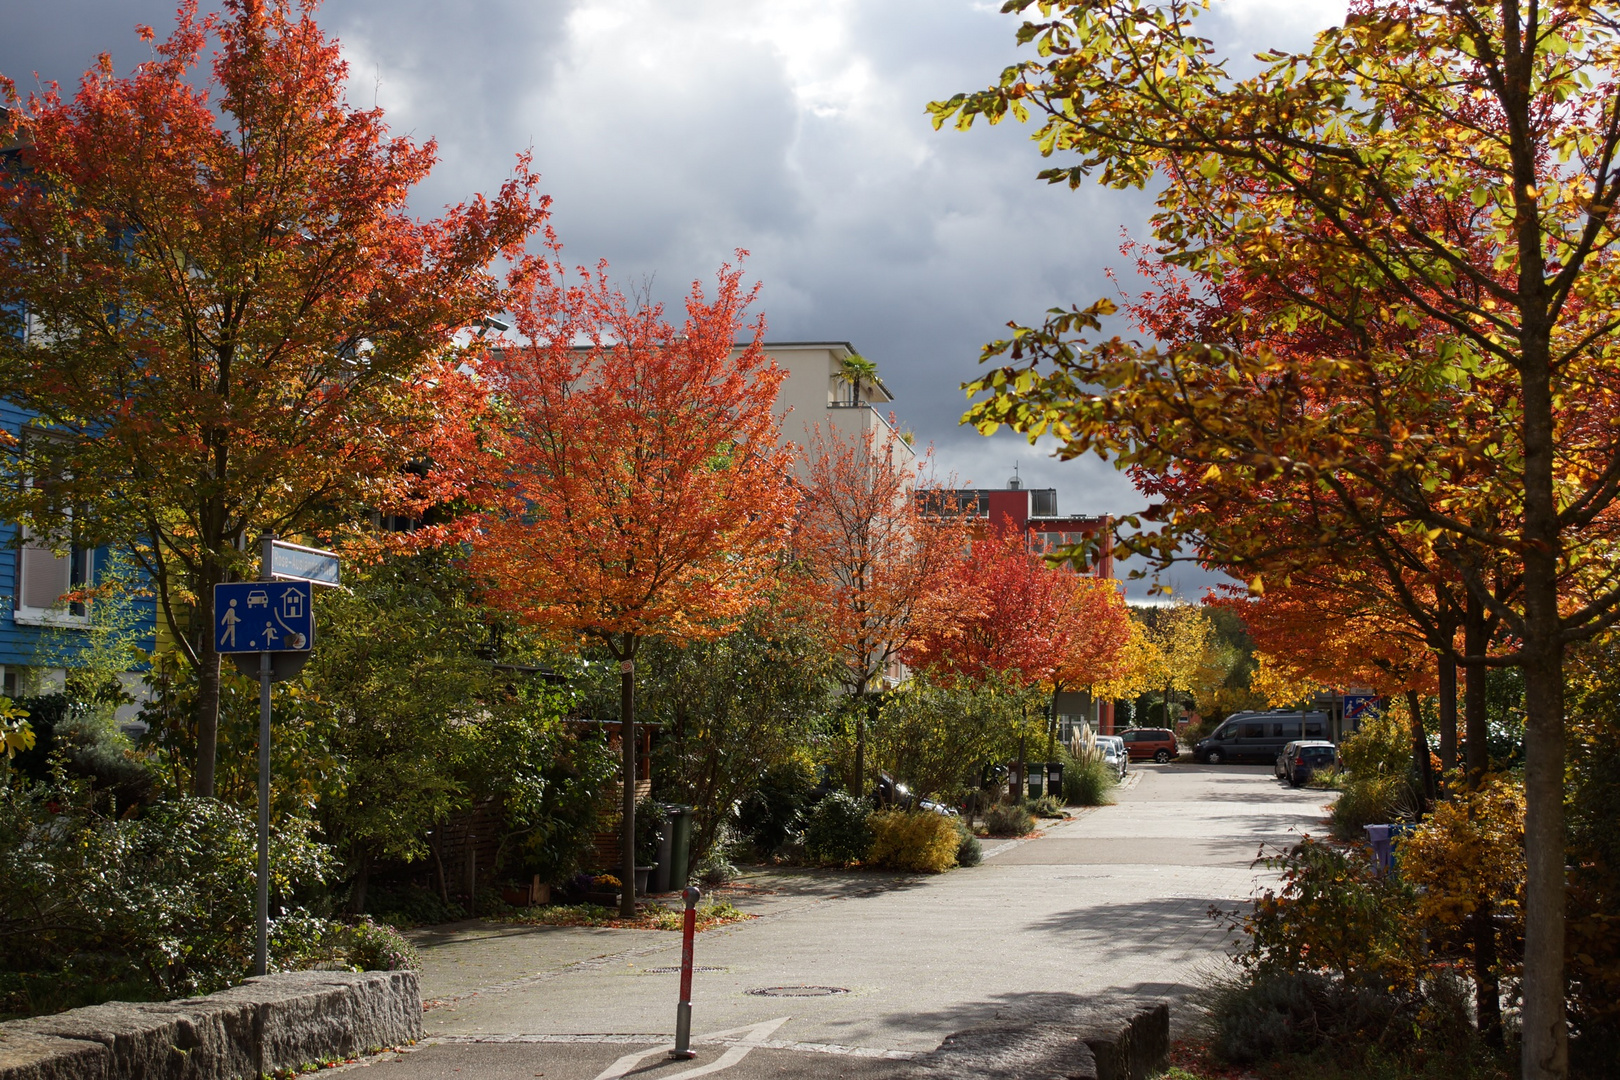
[1119,727,1179,763]
[1195,711,1331,765]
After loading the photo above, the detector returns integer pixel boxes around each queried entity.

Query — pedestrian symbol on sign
[221,599,241,648]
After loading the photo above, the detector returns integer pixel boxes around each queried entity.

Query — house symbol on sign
[279,588,304,620]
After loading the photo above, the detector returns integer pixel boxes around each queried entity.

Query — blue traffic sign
[1343,693,1379,721]
[215,581,313,653]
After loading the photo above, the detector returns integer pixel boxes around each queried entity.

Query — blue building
[0,404,159,712]
[2,112,160,712]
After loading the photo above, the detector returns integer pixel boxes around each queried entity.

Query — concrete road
[333,763,1333,1079]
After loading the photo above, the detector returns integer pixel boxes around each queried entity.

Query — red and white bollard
[670,886,701,1059]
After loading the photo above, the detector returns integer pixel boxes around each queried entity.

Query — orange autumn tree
[1212,578,1440,796]
[0,0,545,796]
[794,424,968,793]
[469,254,795,914]
[1046,574,1134,726]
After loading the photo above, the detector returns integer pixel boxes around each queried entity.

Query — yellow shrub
[1401,775,1525,947]
[866,810,960,873]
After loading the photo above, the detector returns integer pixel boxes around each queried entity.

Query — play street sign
[215,580,314,653]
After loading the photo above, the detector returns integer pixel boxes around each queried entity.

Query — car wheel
[1154,749,1172,764]
[1206,748,1224,765]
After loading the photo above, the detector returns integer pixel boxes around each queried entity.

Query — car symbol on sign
[246,590,269,608]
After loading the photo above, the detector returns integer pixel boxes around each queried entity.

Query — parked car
[1274,740,1321,778]
[1119,727,1179,763]
[1282,741,1339,787]
[1096,736,1128,779]
[1194,710,1331,764]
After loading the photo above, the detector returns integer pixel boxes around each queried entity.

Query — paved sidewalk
[336,764,1331,1078]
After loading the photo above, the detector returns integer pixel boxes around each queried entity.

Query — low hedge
[983,803,1037,837]
[866,810,961,873]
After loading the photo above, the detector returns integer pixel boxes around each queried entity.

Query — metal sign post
[215,533,334,979]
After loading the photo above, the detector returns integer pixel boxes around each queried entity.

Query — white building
[748,341,917,470]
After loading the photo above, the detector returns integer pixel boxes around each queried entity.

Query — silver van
[1195,711,1331,765]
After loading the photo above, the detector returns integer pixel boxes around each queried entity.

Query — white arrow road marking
[660,1017,789,1080]
[590,1043,673,1080]
[590,1017,790,1080]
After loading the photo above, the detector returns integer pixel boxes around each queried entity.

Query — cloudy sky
[3,0,1346,598]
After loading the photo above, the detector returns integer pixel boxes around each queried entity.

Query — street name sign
[269,540,341,586]
[215,580,314,653]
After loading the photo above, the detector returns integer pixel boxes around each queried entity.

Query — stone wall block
[0,970,420,1080]
[0,1029,111,1080]
[1078,1000,1170,1080]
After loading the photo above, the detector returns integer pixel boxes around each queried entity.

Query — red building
[923,475,1119,733]
[926,476,1114,577]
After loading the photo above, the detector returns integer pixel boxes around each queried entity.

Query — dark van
[1195,711,1330,765]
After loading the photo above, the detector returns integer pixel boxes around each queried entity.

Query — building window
[13,432,92,627]
[14,530,93,626]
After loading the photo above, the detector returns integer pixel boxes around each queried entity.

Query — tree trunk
[431,830,449,906]
[193,552,226,798]
[1515,296,1568,1076]
[1518,624,1567,1079]
[352,850,372,915]
[1438,650,1458,783]
[852,693,866,796]
[195,647,221,798]
[619,636,638,918]
[1459,610,1502,1054]
[1464,594,1490,789]
[1405,689,1435,810]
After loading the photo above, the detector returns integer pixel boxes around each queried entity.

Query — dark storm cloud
[2,0,1344,599]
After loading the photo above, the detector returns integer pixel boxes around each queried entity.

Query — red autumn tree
[468,253,796,915]
[793,423,969,793]
[907,527,1130,692]
[0,0,545,796]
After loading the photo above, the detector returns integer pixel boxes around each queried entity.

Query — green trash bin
[667,804,694,889]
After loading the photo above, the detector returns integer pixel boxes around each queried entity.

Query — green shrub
[332,918,421,971]
[736,757,817,856]
[0,782,334,1005]
[866,810,960,873]
[1207,968,1465,1065]
[1032,794,1066,818]
[1337,715,1411,778]
[1328,772,1420,840]
[983,803,1036,836]
[803,792,873,866]
[955,820,982,867]
[1062,756,1117,806]
[1208,837,1495,1069]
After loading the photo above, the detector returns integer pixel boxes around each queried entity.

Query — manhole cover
[747,985,849,997]
[643,966,725,974]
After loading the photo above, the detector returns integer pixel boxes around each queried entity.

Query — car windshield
[1303,747,1336,761]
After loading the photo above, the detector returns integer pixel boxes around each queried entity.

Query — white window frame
[13,527,94,628]
[12,432,93,628]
